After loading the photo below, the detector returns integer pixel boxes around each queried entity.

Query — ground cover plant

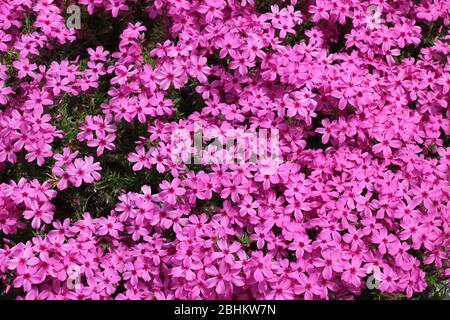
[0,0,449,300]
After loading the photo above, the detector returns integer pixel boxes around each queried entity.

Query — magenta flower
[371,229,398,255]
[156,63,185,90]
[97,216,124,238]
[0,0,448,301]
[23,201,54,229]
[159,178,186,205]
[294,273,323,300]
[13,58,37,79]
[13,266,45,292]
[372,130,402,158]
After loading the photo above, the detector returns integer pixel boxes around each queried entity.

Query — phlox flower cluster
[0,0,449,300]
